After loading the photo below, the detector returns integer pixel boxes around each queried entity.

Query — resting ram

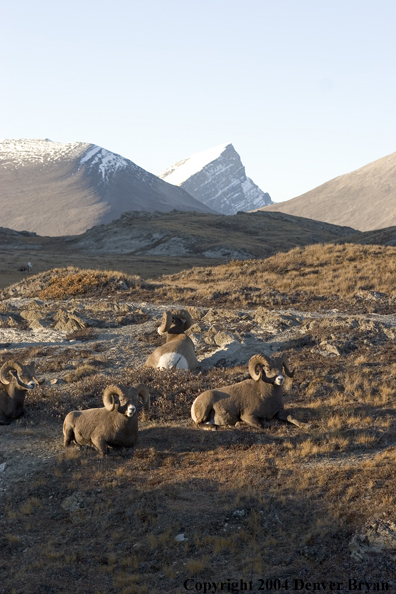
[191,353,304,430]
[144,309,198,371]
[0,360,39,425]
[63,383,150,455]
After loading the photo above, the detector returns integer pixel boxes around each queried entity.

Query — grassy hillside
[0,209,356,289]
[4,242,395,314]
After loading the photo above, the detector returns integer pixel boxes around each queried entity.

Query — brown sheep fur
[191,353,303,430]
[63,383,150,455]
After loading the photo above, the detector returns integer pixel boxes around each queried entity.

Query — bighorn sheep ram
[0,360,39,425]
[191,353,304,430]
[144,309,198,371]
[63,383,150,455]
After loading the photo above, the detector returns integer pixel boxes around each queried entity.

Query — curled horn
[281,353,295,378]
[248,354,274,381]
[158,311,173,333]
[0,361,25,385]
[173,309,193,331]
[136,384,150,411]
[103,385,126,411]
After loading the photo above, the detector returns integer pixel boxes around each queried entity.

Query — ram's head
[157,309,192,335]
[0,360,39,391]
[102,385,136,417]
[248,353,295,385]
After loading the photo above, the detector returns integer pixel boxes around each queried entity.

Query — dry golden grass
[3,243,396,314]
[37,267,141,299]
[146,243,396,310]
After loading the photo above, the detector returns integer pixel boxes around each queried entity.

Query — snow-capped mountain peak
[160,143,231,185]
[159,143,272,215]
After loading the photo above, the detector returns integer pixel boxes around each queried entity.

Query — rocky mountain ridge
[160,143,272,214]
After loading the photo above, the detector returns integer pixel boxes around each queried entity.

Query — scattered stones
[53,309,88,332]
[20,309,52,330]
[186,323,202,334]
[233,509,246,517]
[350,519,396,561]
[214,331,235,348]
[254,307,302,333]
[317,341,341,357]
[355,291,388,301]
[50,378,66,385]
[61,492,85,512]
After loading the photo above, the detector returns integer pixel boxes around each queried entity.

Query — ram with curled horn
[0,360,39,425]
[63,382,150,455]
[144,309,198,371]
[191,353,305,430]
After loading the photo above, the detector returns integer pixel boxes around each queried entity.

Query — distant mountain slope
[159,143,272,214]
[0,139,214,236]
[262,150,396,231]
[0,210,356,261]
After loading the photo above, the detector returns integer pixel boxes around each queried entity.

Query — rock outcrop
[160,143,272,215]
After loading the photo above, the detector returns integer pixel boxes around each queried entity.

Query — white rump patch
[158,353,189,370]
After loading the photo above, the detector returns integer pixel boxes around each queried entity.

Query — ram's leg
[63,425,75,447]
[239,413,263,429]
[91,436,108,456]
[275,410,309,428]
[212,404,239,428]
[198,409,218,431]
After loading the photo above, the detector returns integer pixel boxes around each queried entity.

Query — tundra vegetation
[1,242,396,593]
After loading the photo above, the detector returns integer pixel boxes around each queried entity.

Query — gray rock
[61,491,85,512]
[318,341,341,356]
[214,331,235,347]
[350,519,396,561]
[160,143,272,215]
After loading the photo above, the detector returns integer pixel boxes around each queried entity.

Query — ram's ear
[281,354,295,378]
[137,384,150,411]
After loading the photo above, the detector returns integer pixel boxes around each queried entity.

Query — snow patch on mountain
[0,139,86,169]
[159,143,272,215]
[160,143,231,185]
[79,145,130,182]
[0,140,130,183]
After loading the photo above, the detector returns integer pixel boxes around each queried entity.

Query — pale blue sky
[2,0,396,202]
